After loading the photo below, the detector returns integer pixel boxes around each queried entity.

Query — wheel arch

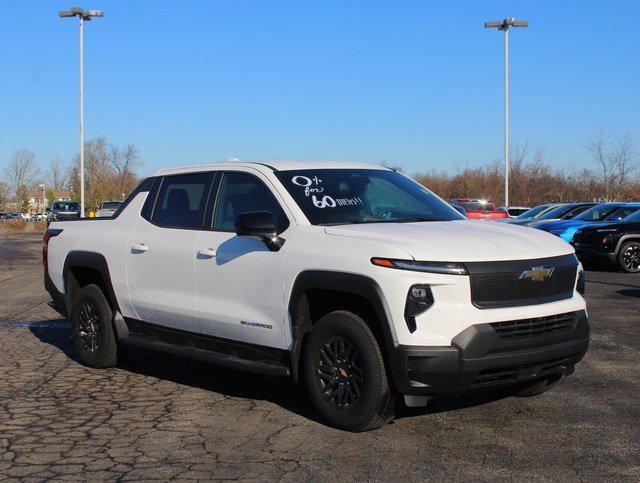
[63,251,120,316]
[614,234,640,257]
[288,270,397,383]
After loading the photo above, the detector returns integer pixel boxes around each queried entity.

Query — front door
[126,172,213,331]
[194,171,292,349]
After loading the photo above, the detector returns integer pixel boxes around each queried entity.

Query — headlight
[371,258,468,275]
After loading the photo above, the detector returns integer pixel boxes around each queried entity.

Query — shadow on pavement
[28,317,322,424]
[616,289,640,298]
[28,315,516,428]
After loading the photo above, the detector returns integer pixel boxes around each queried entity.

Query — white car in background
[497,206,531,218]
[97,201,123,218]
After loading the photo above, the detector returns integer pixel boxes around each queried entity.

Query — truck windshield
[53,202,80,211]
[275,169,464,225]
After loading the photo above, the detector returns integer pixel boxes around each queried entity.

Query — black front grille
[466,255,578,309]
[471,354,577,387]
[491,312,577,339]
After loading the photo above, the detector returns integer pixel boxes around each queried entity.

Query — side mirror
[234,211,285,251]
[610,215,623,222]
[452,205,467,217]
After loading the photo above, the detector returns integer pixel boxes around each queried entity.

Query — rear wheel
[617,241,640,273]
[303,310,395,431]
[71,284,120,368]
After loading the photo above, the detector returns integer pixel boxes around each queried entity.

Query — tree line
[1,132,638,213]
[0,138,142,212]
[412,133,639,206]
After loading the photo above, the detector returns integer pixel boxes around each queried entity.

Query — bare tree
[47,157,69,191]
[3,149,38,197]
[67,138,143,210]
[110,143,141,193]
[0,181,9,210]
[587,131,637,201]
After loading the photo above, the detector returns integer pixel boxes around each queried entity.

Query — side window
[212,172,289,231]
[607,206,638,221]
[153,173,212,229]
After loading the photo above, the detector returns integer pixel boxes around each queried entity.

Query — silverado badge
[519,266,555,282]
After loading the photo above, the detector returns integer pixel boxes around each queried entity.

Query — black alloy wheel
[315,336,364,409]
[619,242,640,273]
[303,310,395,431]
[77,301,102,353]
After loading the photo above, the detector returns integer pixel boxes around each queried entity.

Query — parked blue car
[533,203,640,242]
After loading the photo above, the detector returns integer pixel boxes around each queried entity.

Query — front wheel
[617,241,640,273]
[303,310,395,432]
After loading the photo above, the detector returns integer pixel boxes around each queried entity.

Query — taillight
[43,228,63,271]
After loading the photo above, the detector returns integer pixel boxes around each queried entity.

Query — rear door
[126,172,214,331]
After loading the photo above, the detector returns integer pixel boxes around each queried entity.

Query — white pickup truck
[44,161,589,431]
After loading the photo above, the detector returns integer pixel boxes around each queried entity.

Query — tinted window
[53,202,80,211]
[213,172,288,231]
[624,210,640,222]
[575,205,619,221]
[153,173,211,229]
[562,204,593,219]
[100,202,122,210]
[605,206,639,221]
[514,204,555,220]
[275,169,463,225]
[507,208,529,217]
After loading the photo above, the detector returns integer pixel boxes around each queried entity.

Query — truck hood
[324,220,573,262]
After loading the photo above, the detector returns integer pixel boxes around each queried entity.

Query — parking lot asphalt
[0,232,638,480]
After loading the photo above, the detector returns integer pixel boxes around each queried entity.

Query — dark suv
[47,201,81,222]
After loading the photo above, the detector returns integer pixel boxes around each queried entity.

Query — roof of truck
[152,160,391,176]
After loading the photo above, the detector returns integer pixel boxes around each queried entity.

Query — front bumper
[572,244,616,263]
[389,310,589,396]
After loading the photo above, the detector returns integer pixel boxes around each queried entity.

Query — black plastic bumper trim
[389,310,589,396]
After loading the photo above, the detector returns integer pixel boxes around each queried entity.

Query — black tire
[514,374,562,397]
[71,284,119,368]
[303,310,395,431]
[617,241,640,273]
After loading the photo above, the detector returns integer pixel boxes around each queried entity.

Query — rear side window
[153,173,212,229]
[212,172,288,231]
[606,206,639,221]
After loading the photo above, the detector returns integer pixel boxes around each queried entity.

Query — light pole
[484,17,527,208]
[59,7,104,217]
[39,183,46,212]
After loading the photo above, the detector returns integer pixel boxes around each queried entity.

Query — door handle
[131,243,149,253]
[197,248,217,258]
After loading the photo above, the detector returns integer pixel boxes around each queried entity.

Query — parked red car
[450,198,509,220]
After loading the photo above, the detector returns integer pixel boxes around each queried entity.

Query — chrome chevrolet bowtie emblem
[519,266,554,282]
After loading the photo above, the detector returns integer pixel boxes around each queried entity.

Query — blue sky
[1,0,639,177]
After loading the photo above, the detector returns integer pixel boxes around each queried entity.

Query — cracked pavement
[0,232,639,480]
